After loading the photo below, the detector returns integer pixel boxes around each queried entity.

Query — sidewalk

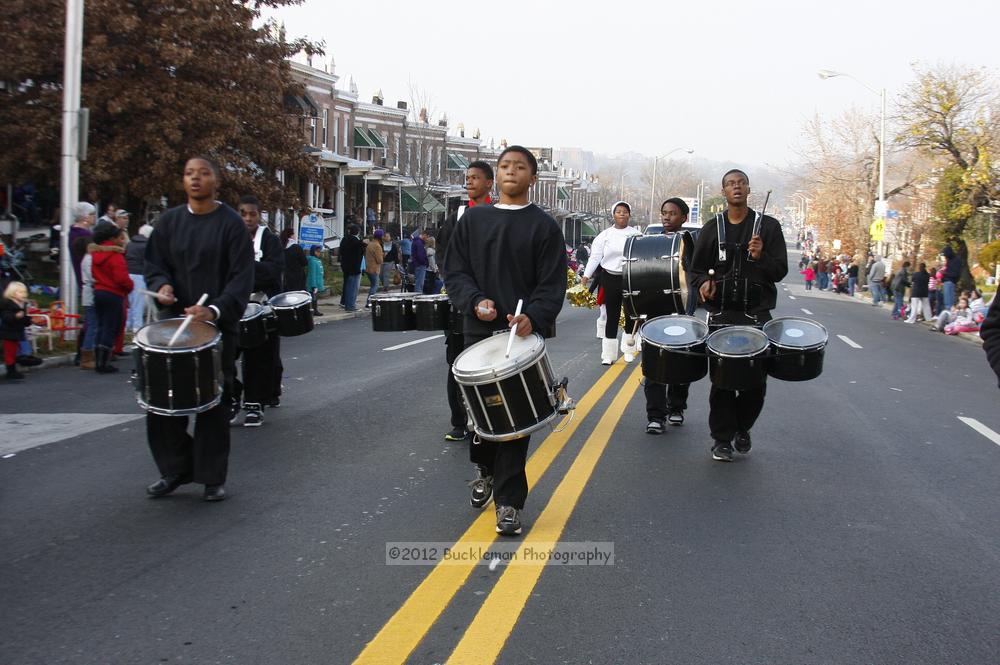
[787,280,983,346]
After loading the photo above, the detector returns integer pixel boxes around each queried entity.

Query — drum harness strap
[712,211,761,327]
[252,225,265,262]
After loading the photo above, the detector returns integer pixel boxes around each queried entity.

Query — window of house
[394,137,400,169]
[322,109,329,148]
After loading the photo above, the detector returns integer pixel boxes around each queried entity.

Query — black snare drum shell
[768,346,824,381]
[372,299,416,332]
[415,299,449,331]
[641,342,707,385]
[238,317,268,348]
[709,353,769,391]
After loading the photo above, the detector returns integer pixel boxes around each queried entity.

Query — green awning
[581,222,598,236]
[366,128,387,149]
[401,187,446,213]
[353,127,375,148]
[557,187,571,201]
[446,153,470,171]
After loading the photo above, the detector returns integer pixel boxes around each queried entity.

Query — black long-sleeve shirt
[144,203,253,333]
[443,203,567,338]
[689,209,787,318]
[253,227,285,297]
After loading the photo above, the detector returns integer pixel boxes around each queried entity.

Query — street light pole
[60,0,84,325]
[649,147,693,224]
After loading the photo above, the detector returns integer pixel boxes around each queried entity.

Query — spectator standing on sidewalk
[868,255,886,305]
[90,223,133,373]
[338,224,364,311]
[399,231,412,270]
[905,263,932,323]
[1,281,32,381]
[364,229,385,307]
[891,261,911,319]
[847,260,859,297]
[940,244,962,312]
[815,255,828,290]
[280,229,307,292]
[410,230,429,294]
[306,245,324,316]
[927,266,939,316]
[125,224,153,332]
[800,262,815,290]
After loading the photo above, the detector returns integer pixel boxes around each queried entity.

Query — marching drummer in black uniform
[689,169,787,462]
[444,146,567,536]
[437,161,494,442]
[235,195,285,427]
[645,197,695,434]
[143,157,253,500]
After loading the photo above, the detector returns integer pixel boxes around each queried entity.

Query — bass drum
[452,333,559,442]
[623,232,692,321]
[639,315,709,385]
[706,326,770,392]
[763,317,827,381]
[134,319,222,416]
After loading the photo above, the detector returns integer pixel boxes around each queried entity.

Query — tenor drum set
[133,290,315,416]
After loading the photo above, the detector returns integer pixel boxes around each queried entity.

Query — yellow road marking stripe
[447,364,643,665]
[351,361,628,665]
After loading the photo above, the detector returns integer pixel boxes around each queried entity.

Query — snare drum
[413,294,450,331]
[449,302,464,336]
[238,302,270,349]
[623,232,692,320]
[639,315,709,385]
[371,293,416,331]
[268,291,314,336]
[452,333,559,442]
[763,317,827,381]
[133,319,222,416]
[706,325,769,391]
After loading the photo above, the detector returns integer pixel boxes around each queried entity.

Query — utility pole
[59,0,84,328]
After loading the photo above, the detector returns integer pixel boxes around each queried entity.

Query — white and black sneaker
[646,420,665,435]
[667,409,685,426]
[243,404,263,427]
[229,401,242,426]
[469,465,493,509]
[495,505,522,536]
[711,441,735,462]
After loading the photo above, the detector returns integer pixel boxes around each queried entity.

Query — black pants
[708,383,767,444]
[465,332,529,510]
[235,334,281,405]
[147,332,237,486]
[601,272,634,338]
[93,290,124,349]
[643,381,690,421]
[445,332,466,429]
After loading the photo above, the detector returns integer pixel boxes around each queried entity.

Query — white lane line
[958,417,1000,448]
[788,295,797,300]
[801,308,814,315]
[382,334,444,351]
[837,334,862,349]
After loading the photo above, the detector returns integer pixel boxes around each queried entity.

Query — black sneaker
[646,420,664,435]
[734,430,752,454]
[229,402,242,426]
[711,441,735,462]
[266,396,281,408]
[495,505,522,536]
[469,466,493,509]
[445,427,468,441]
[244,405,263,427]
[667,409,685,426]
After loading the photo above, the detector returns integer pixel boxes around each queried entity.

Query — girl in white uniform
[582,201,641,364]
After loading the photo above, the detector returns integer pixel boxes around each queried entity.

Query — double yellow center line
[353,363,642,665]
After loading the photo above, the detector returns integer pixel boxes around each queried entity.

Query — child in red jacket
[90,223,133,373]
[800,263,816,291]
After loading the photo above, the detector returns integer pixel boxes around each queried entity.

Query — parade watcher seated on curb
[934,296,978,334]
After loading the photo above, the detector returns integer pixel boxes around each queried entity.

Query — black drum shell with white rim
[268,291,314,336]
[371,293,416,332]
[623,232,692,321]
[449,302,464,336]
[706,325,770,391]
[452,332,558,442]
[414,294,450,331]
[639,315,709,385]
[133,319,222,416]
[763,317,828,381]
[238,302,270,349]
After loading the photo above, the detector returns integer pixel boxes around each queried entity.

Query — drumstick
[505,298,524,359]
[139,288,176,303]
[168,293,208,347]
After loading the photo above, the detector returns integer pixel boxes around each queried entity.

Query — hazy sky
[266,0,999,169]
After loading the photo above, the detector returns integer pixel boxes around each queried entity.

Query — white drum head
[453,332,545,382]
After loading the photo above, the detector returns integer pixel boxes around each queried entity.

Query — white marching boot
[596,317,606,339]
[601,338,618,365]
[621,333,640,363]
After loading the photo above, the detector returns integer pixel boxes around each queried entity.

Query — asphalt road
[2,247,999,665]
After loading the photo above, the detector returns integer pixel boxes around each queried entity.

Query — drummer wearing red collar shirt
[438,161,495,444]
